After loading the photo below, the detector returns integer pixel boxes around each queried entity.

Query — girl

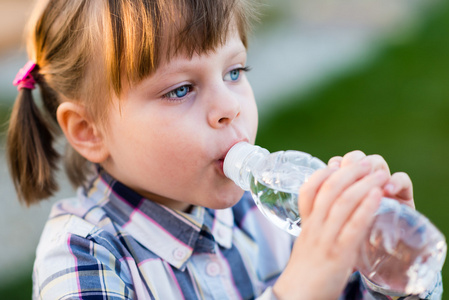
[8,0,442,299]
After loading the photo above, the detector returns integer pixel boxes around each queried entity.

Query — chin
[208,187,245,210]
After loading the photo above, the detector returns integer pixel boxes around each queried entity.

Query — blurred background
[1,0,448,298]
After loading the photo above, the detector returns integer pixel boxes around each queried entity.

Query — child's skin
[56,26,414,299]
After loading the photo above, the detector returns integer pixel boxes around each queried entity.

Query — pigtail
[7,74,60,205]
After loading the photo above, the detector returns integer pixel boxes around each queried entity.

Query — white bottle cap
[224,142,268,190]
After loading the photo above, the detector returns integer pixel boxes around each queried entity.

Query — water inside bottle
[249,174,302,236]
[358,201,447,295]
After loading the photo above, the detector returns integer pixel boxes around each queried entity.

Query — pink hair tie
[13,61,37,91]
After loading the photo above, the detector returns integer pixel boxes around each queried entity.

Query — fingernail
[359,158,371,168]
[385,183,396,194]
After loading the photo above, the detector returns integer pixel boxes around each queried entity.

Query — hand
[273,160,387,300]
[328,151,414,209]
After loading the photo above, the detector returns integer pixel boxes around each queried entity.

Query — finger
[328,156,342,169]
[340,152,391,175]
[310,160,372,224]
[299,167,338,220]
[321,170,389,243]
[364,154,390,174]
[336,187,382,254]
[384,172,414,208]
[384,172,413,198]
[340,151,366,168]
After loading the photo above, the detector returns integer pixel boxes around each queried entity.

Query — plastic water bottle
[224,142,447,296]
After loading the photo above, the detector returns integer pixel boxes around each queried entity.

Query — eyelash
[230,66,252,79]
[163,85,193,101]
[237,66,252,73]
[162,65,251,102]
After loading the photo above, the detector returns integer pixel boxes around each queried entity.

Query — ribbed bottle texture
[224,142,446,296]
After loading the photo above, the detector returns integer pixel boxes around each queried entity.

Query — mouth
[217,158,225,174]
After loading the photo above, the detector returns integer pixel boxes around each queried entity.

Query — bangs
[104,0,257,96]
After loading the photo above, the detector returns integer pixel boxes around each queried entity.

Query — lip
[217,159,225,175]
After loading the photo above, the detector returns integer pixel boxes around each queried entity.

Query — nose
[207,85,241,128]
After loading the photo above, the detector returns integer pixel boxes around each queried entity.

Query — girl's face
[101,29,258,211]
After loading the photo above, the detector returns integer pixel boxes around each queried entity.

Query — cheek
[147,120,204,169]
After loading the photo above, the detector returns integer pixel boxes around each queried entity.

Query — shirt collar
[88,170,235,270]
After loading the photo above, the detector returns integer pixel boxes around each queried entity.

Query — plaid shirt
[32,170,443,299]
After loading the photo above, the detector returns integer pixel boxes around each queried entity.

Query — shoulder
[37,194,107,247]
[33,197,136,299]
[36,189,133,260]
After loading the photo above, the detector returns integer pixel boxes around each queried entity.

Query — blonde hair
[7,0,258,205]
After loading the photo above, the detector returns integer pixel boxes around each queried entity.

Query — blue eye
[175,86,189,97]
[224,66,251,82]
[229,69,240,81]
[165,85,191,99]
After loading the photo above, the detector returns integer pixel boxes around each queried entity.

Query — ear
[57,102,109,163]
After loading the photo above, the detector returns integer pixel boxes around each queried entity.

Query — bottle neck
[223,142,269,191]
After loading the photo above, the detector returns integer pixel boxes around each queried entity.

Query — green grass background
[1,2,449,298]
